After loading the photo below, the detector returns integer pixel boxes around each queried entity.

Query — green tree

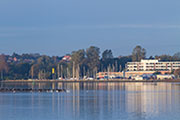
[86,46,100,77]
[71,49,86,79]
[132,45,146,62]
[102,49,113,60]
[173,52,180,60]
[30,55,53,79]
[10,63,31,80]
[71,49,85,66]
[155,54,173,61]
[101,49,114,72]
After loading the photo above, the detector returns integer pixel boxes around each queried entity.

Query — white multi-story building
[126,59,180,72]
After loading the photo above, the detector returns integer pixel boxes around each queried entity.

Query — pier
[0,88,66,93]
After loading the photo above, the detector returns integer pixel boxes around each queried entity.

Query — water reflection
[0,82,180,120]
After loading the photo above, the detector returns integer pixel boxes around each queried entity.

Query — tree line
[0,45,180,80]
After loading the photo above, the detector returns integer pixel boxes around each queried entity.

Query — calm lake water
[0,82,180,120]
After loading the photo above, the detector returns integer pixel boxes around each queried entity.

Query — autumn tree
[0,55,8,80]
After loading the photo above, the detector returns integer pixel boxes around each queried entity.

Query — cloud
[65,24,180,29]
[1,24,180,32]
[0,27,48,31]
[0,26,49,38]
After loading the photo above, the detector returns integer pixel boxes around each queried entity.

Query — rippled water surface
[0,82,180,120]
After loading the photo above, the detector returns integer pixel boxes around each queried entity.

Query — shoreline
[1,79,180,83]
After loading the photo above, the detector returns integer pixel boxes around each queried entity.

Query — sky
[0,0,180,57]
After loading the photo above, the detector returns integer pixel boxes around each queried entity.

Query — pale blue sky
[0,0,180,57]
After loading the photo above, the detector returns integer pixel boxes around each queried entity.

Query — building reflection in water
[60,82,180,120]
[46,82,180,120]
